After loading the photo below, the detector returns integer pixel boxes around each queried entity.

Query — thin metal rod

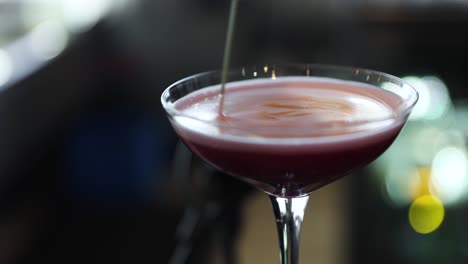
[219,0,239,115]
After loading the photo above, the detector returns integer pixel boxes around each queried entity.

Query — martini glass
[161,64,418,264]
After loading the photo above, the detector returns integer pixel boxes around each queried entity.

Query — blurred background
[1,0,468,263]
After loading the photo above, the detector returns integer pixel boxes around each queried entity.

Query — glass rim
[161,63,419,135]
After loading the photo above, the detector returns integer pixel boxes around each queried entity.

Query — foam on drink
[175,77,403,145]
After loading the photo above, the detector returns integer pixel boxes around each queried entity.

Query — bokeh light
[411,126,444,166]
[29,19,69,60]
[409,167,432,199]
[374,74,468,208]
[404,76,431,120]
[20,0,60,30]
[375,74,468,235]
[402,76,451,121]
[412,127,465,167]
[431,147,468,205]
[421,76,451,120]
[384,165,415,207]
[453,100,468,136]
[409,195,445,234]
[0,49,13,88]
[61,0,113,33]
[20,0,116,34]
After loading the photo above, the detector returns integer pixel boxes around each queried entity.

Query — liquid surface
[172,77,405,197]
[175,77,401,140]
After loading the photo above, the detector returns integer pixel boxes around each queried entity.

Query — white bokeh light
[431,147,468,205]
[61,0,113,33]
[384,166,416,207]
[0,49,13,88]
[403,76,451,121]
[29,19,69,60]
[404,76,431,120]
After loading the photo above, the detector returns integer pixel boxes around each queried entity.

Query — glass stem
[269,195,309,264]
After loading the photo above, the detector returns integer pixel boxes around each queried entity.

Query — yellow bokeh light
[409,166,432,199]
[409,195,444,234]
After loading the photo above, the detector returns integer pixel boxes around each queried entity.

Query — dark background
[1,0,468,263]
